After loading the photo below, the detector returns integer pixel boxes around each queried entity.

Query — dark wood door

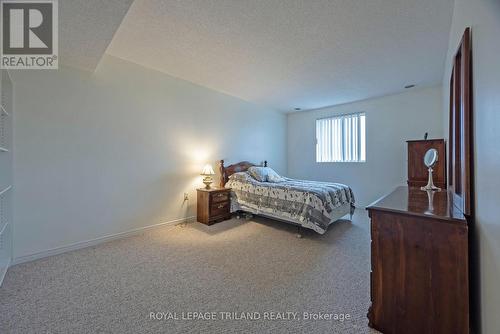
[449,27,472,217]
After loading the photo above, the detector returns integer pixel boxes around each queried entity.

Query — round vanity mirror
[421,148,441,191]
[423,148,438,168]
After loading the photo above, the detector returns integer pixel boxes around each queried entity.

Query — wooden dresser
[196,187,231,225]
[366,187,469,334]
[407,139,446,189]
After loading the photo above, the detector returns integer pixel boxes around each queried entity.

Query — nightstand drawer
[210,201,229,217]
[212,192,229,203]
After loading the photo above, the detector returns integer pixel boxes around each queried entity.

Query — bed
[219,160,355,234]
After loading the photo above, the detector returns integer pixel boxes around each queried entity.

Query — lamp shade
[201,164,215,176]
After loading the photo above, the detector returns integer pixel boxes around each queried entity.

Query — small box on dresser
[196,187,231,225]
[407,139,446,189]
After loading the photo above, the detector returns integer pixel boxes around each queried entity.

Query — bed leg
[350,204,356,221]
[296,225,303,239]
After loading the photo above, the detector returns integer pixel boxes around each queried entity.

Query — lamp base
[202,176,213,189]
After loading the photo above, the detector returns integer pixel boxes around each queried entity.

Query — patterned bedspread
[226,173,355,234]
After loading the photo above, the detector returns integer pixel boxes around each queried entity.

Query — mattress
[225,173,355,234]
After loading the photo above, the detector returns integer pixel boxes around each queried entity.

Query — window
[316,112,366,162]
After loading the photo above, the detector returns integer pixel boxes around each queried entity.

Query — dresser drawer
[210,201,229,217]
[211,191,229,203]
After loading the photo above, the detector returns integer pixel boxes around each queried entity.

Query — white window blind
[316,112,366,162]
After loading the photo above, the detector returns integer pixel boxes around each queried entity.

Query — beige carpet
[0,211,380,334]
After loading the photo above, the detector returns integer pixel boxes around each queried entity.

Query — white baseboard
[12,216,196,265]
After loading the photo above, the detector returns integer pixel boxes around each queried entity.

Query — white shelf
[0,186,12,197]
[0,70,12,288]
[0,105,8,117]
[0,222,7,237]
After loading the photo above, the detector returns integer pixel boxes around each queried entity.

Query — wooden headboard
[219,160,267,187]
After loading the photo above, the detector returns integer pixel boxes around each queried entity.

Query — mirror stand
[421,166,441,191]
[424,189,435,214]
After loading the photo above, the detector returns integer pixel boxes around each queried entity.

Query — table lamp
[201,164,215,189]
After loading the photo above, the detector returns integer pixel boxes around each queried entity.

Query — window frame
[315,112,366,163]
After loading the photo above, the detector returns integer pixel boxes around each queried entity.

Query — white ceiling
[104,0,454,112]
[59,0,134,71]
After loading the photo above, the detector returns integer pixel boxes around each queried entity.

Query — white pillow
[266,168,285,183]
[228,172,253,182]
[248,166,285,183]
[248,166,268,182]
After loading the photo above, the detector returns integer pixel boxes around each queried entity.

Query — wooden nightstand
[196,187,231,225]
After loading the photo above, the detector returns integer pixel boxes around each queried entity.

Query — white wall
[11,55,286,260]
[442,0,500,332]
[287,86,443,206]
